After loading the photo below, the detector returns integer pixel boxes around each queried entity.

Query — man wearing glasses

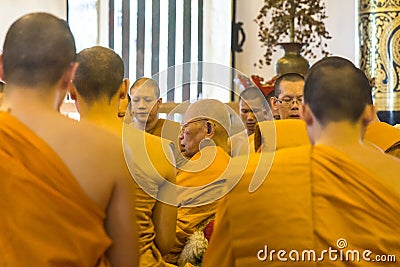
[270,73,305,120]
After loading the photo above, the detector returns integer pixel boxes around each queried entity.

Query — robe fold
[204,144,400,266]
[0,112,112,267]
[164,146,230,265]
[123,126,176,267]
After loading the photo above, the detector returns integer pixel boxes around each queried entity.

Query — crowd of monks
[1,12,399,267]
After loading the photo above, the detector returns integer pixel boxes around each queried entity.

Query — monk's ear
[153,97,162,111]
[301,104,313,126]
[205,120,216,138]
[362,104,377,126]
[68,81,78,101]
[270,97,279,112]
[119,78,130,100]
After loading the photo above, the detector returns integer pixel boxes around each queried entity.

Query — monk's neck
[313,121,364,152]
[1,85,61,116]
[80,102,123,136]
[135,118,159,133]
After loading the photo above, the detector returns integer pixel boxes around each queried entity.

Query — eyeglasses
[179,118,207,135]
[275,96,303,107]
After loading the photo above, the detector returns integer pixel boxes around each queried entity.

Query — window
[67,0,232,106]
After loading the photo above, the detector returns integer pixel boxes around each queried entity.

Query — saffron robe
[254,119,310,152]
[164,146,230,265]
[123,126,176,267]
[203,145,400,266]
[0,112,112,266]
[364,121,400,158]
[147,118,185,167]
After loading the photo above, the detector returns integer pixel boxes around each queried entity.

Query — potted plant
[255,0,331,73]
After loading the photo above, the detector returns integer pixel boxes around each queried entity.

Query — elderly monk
[0,13,138,266]
[69,46,177,267]
[164,99,231,267]
[203,56,400,266]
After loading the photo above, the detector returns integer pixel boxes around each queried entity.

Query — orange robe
[0,112,111,266]
[364,121,400,158]
[147,118,185,167]
[164,146,230,266]
[204,145,400,266]
[254,119,310,152]
[230,130,255,156]
[123,126,176,267]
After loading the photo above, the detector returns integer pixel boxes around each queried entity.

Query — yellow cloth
[123,126,176,267]
[0,112,111,266]
[254,119,310,152]
[204,145,400,266]
[147,118,185,167]
[364,121,400,157]
[230,130,255,156]
[164,146,230,265]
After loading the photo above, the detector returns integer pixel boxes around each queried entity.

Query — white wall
[0,0,66,48]
[235,0,357,81]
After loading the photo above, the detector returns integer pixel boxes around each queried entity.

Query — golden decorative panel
[359,0,400,111]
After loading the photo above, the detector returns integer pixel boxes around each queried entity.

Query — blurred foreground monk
[364,121,400,158]
[203,57,400,266]
[0,13,138,266]
[69,46,177,267]
[254,119,310,152]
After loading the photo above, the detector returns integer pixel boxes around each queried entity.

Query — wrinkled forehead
[279,80,304,96]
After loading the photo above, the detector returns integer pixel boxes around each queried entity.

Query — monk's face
[179,119,208,158]
[239,97,267,136]
[130,85,160,125]
[272,80,304,119]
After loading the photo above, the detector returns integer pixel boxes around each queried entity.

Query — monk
[69,46,177,267]
[203,56,400,266]
[270,72,305,120]
[164,99,231,266]
[254,119,310,152]
[231,86,270,157]
[129,77,183,166]
[0,13,138,266]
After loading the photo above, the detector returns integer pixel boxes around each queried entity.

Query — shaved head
[130,77,160,98]
[304,57,372,126]
[74,46,124,103]
[2,13,76,88]
[274,73,304,96]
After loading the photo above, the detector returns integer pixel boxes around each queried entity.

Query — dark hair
[130,77,160,98]
[74,46,124,104]
[304,56,372,126]
[274,73,304,96]
[2,13,76,88]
